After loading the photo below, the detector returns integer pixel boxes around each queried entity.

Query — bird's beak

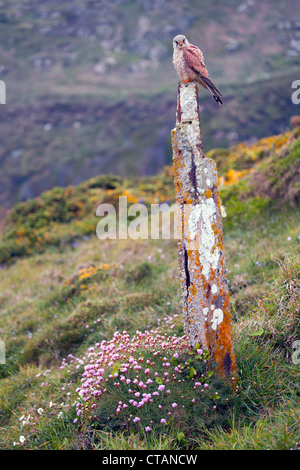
[178,41,183,46]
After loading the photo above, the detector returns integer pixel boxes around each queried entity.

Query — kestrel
[173,34,222,105]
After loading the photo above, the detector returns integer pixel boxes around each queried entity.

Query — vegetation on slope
[0,0,300,207]
[0,129,299,450]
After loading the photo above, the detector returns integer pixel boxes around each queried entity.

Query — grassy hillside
[0,0,300,208]
[0,128,299,450]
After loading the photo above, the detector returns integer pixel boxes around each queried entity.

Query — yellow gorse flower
[64,264,120,290]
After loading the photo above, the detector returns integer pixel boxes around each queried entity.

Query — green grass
[0,204,299,449]
[0,129,299,450]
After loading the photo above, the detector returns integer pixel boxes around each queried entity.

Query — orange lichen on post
[172,81,236,382]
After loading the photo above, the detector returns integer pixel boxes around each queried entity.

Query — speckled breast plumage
[173,49,194,81]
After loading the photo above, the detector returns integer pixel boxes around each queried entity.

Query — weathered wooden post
[171,81,236,381]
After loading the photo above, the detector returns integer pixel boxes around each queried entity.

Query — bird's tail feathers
[201,75,223,105]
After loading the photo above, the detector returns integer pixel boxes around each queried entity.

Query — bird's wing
[183,45,209,78]
[183,44,223,105]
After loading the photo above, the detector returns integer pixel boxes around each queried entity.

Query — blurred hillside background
[0,0,300,209]
[0,1,300,450]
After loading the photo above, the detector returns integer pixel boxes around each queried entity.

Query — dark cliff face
[0,0,299,207]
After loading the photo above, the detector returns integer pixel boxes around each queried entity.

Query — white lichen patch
[188,204,202,241]
[206,178,212,187]
[180,84,198,122]
[198,198,219,281]
[211,284,218,294]
[186,197,220,280]
[178,83,204,162]
[211,309,223,330]
[185,198,219,277]
[203,307,209,318]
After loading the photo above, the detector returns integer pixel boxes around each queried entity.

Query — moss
[124,261,153,284]
[220,178,271,228]
[250,137,300,207]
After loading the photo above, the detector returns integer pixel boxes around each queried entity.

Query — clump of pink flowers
[13,314,234,448]
[73,322,215,432]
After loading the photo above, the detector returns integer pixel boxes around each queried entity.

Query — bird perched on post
[173,34,222,105]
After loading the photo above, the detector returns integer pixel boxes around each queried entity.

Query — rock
[227,130,239,144]
[10,148,23,159]
[0,65,8,74]
[290,38,300,53]
[224,38,241,52]
[237,0,256,15]
[43,123,52,132]
[73,121,82,129]
[277,20,293,30]
[93,63,106,75]
[32,56,54,70]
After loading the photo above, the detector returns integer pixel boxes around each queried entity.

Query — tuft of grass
[194,402,300,450]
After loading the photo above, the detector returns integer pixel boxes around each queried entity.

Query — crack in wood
[183,245,190,293]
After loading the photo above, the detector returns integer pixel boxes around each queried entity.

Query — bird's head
[173,35,189,50]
